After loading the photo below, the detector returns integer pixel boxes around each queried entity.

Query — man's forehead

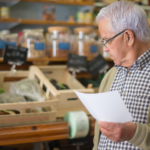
[98,19,114,39]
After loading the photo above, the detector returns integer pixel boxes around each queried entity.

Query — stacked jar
[73,27,98,58]
[21,29,46,59]
[46,26,72,58]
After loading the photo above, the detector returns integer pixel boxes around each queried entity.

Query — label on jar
[34,42,45,51]
[59,42,70,50]
[90,45,97,53]
[0,40,6,49]
[6,42,16,46]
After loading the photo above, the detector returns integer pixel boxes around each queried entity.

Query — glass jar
[73,27,98,58]
[46,26,71,58]
[0,33,18,58]
[21,30,46,58]
[0,33,6,57]
[0,30,11,57]
[5,34,18,46]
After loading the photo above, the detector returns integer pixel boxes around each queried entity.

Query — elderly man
[93,1,150,150]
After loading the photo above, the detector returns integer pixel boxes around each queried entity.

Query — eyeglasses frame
[101,29,127,47]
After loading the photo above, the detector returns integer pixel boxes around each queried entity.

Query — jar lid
[74,27,94,34]
[48,26,70,33]
[31,29,44,32]
[23,29,44,33]
[0,30,10,35]
[5,33,18,39]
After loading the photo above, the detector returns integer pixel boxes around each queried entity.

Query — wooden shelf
[0,57,113,62]
[21,19,96,26]
[28,57,67,62]
[20,0,94,6]
[0,18,96,27]
[0,18,19,23]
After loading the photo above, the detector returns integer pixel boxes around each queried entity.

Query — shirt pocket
[133,88,150,99]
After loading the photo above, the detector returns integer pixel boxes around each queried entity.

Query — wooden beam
[0,122,69,145]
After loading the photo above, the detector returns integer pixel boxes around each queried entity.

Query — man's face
[98,19,127,66]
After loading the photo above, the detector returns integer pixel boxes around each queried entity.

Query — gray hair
[96,1,150,42]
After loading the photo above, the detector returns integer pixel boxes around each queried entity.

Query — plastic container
[1,7,9,19]
[46,26,72,58]
[73,27,98,58]
[21,30,46,58]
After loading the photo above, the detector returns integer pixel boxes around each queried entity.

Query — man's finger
[98,121,118,130]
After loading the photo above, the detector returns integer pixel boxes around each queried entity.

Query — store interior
[0,0,149,150]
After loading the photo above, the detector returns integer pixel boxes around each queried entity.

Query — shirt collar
[115,49,150,71]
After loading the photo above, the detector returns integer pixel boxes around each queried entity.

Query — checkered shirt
[98,49,150,150]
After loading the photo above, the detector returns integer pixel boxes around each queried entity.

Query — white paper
[74,90,133,123]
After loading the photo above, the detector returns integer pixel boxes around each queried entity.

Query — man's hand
[98,121,137,143]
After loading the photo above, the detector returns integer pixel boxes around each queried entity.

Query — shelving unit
[0,0,113,78]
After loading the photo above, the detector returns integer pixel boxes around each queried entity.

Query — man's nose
[103,46,109,52]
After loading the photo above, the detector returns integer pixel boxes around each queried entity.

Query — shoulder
[99,67,118,93]
[105,67,118,78]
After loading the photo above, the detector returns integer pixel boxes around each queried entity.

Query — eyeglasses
[101,29,127,48]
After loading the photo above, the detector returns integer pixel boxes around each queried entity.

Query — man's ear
[125,30,135,46]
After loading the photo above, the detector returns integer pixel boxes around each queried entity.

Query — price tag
[4,45,28,64]
[67,53,88,72]
[88,54,109,76]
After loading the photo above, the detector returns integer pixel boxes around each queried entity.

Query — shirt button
[128,72,131,75]
[139,67,142,70]
[123,92,126,96]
